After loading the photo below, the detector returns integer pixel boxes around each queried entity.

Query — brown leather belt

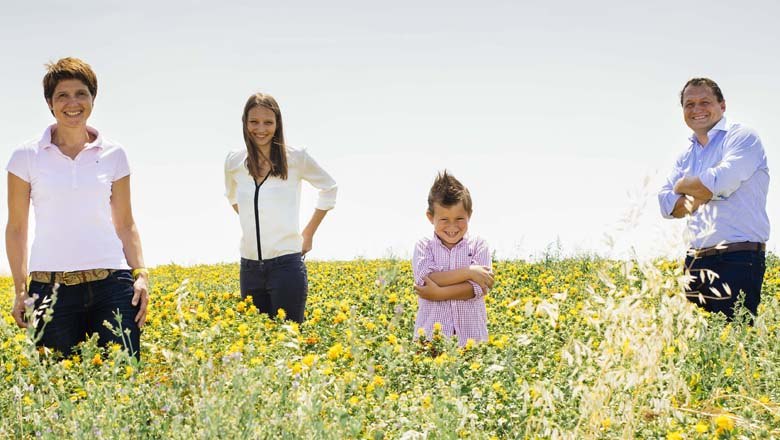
[691,241,766,258]
[30,269,114,286]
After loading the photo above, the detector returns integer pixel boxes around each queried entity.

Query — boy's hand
[468,265,494,292]
[415,277,441,300]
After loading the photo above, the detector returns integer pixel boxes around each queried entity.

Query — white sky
[2,0,779,273]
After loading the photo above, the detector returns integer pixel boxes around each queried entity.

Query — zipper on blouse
[253,174,270,260]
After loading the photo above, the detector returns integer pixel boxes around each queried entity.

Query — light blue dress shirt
[658,117,770,249]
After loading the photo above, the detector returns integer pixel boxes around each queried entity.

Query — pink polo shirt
[6,125,132,272]
[413,234,491,346]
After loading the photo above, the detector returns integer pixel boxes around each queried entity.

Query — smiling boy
[413,171,494,345]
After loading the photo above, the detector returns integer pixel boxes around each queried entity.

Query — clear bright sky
[1,0,779,273]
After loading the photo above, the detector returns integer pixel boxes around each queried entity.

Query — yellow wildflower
[333,312,347,324]
[290,362,302,375]
[713,413,734,431]
[302,354,316,368]
[327,343,343,360]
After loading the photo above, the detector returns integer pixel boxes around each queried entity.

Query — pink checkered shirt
[413,234,490,346]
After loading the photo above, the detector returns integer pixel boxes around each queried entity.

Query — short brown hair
[680,77,723,105]
[427,170,472,215]
[241,93,288,180]
[43,57,98,102]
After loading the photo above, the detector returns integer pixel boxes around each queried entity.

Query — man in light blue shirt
[659,77,769,320]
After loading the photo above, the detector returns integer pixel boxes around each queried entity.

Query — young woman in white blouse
[224,93,337,323]
[6,57,149,358]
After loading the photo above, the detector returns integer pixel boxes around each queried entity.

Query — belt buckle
[62,271,82,286]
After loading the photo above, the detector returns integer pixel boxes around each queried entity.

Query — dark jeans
[684,250,766,320]
[28,269,141,358]
[240,253,308,323]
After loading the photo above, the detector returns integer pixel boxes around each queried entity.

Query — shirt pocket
[430,251,449,272]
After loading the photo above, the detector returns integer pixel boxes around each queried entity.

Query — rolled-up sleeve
[698,128,766,199]
[301,149,337,210]
[413,239,444,286]
[224,152,238,205]
[467,237,492,298]
[658,157,685,219]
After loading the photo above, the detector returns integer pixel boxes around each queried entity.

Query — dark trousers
[28,269,141,358]
[684,250,766,320]
[240,253,308,323]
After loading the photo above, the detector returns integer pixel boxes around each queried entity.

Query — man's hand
[674,176,714,200]
[468,265,494,292]
[671,194,708,218]
[414,277,441,301]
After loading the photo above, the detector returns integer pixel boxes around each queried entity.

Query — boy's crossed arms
[414,264,494,301]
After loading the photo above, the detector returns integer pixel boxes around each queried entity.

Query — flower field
[2,257,780,439]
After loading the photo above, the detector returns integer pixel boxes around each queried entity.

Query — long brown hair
[242,93,288,180]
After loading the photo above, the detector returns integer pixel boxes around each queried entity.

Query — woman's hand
[132,274,150,327]
[6,173,31,329]
[12,290,28,328]
[301,209,328,256]
[302,232,314,255]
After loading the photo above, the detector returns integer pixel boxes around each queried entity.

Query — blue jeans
[28,269,141,358]
[684,250,766,320]
[240,253,308,323]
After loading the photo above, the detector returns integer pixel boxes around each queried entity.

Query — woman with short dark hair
[6,57,149,358]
